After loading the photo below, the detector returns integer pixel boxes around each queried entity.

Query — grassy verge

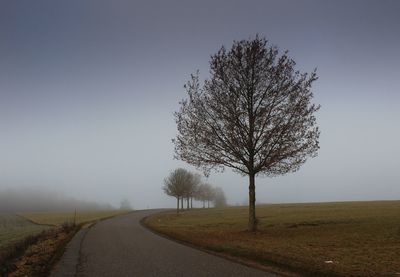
[0,214,50,251]
[2,223,78,277]
[1,210,131,276]
[20,210,132,226]
[144,201,400,277]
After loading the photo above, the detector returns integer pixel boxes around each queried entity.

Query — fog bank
[0,188,113,212]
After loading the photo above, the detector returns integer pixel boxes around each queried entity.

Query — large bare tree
[173,36,320,231]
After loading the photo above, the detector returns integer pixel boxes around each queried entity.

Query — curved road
[52,210,279,277]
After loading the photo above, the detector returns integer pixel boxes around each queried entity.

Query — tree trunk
[187,197,189,209]
[190,197,193,209]
[248,172,257,231]
[181,196,183,210]
[176,197,179,214]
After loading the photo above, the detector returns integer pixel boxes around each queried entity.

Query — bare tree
[174,35,320,231]
[194,183,208,208]
[187,173,201,209]
[194,183,214,208]
[163,168,192,213]
[204,183,215,208]
[120,198,132,210]
[183,180,192,210]
[213,187,227,208]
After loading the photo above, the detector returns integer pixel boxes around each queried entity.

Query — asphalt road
[52,210,279,277]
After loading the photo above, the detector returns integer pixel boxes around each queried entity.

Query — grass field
[144,201,400,277]
[20,210,131,226]
[0,214,50,251]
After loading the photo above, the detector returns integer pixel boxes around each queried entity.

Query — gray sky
[0,0,399,209]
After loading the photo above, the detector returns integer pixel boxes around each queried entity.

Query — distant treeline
[0,188,113,212]
[163,168,227,213]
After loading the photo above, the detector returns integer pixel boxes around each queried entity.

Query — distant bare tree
[185,173,201,209]
[183,180,192,210]
[213,187,227,208]
[194,183,214,208]
[174,35,320,231]
[163,168,192,213]
[194,183,208,208]
[120,199,132,210]
[204,184,215,208]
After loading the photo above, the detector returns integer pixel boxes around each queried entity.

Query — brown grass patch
[144,201,400,277]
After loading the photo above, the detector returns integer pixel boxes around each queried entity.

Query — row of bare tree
[163,168,226,213]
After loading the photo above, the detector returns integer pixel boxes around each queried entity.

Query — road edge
[50,210,135,277]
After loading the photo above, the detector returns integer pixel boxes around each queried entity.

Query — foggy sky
[0,0,399,209]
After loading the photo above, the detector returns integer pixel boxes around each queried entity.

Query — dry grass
[0,214,50,251]
[0,210,128,251]
[6,225,79,277]
[144,201,400,277]
[20,210,131,226]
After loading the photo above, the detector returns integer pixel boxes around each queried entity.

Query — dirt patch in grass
[144,201,400,277]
